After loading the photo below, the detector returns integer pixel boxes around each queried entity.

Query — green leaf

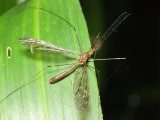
[0,0,17,15]
[0,0,103,119]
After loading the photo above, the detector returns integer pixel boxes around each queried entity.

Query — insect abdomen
[49,63,80,84]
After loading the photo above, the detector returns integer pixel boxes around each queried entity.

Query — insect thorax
[78,52,90,64]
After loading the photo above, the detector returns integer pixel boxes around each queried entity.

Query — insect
[0,8,130,111]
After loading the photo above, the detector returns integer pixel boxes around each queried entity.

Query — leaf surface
[0,0,103,119]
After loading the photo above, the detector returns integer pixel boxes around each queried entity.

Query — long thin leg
[87,58,126,91]
[0,63,75,104]
[87,64,101,90]
[88,57,126,62]
[25,7,83,53]
[87,65,102,120]
[104,60,126,84]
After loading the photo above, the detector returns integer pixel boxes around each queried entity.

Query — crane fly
[0,9,130,111]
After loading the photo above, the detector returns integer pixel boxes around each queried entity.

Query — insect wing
[101,12,130,42]
[19,37,79,54]
[73,65,89,111]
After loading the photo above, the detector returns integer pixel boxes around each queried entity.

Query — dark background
[81,0,160,120]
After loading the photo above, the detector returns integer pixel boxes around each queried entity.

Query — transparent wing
[19,37,79,54]
[101,12,130,43]
[73,65,89,111]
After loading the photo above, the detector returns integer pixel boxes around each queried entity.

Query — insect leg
[0,63,76,104]
[26,7,83,53]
